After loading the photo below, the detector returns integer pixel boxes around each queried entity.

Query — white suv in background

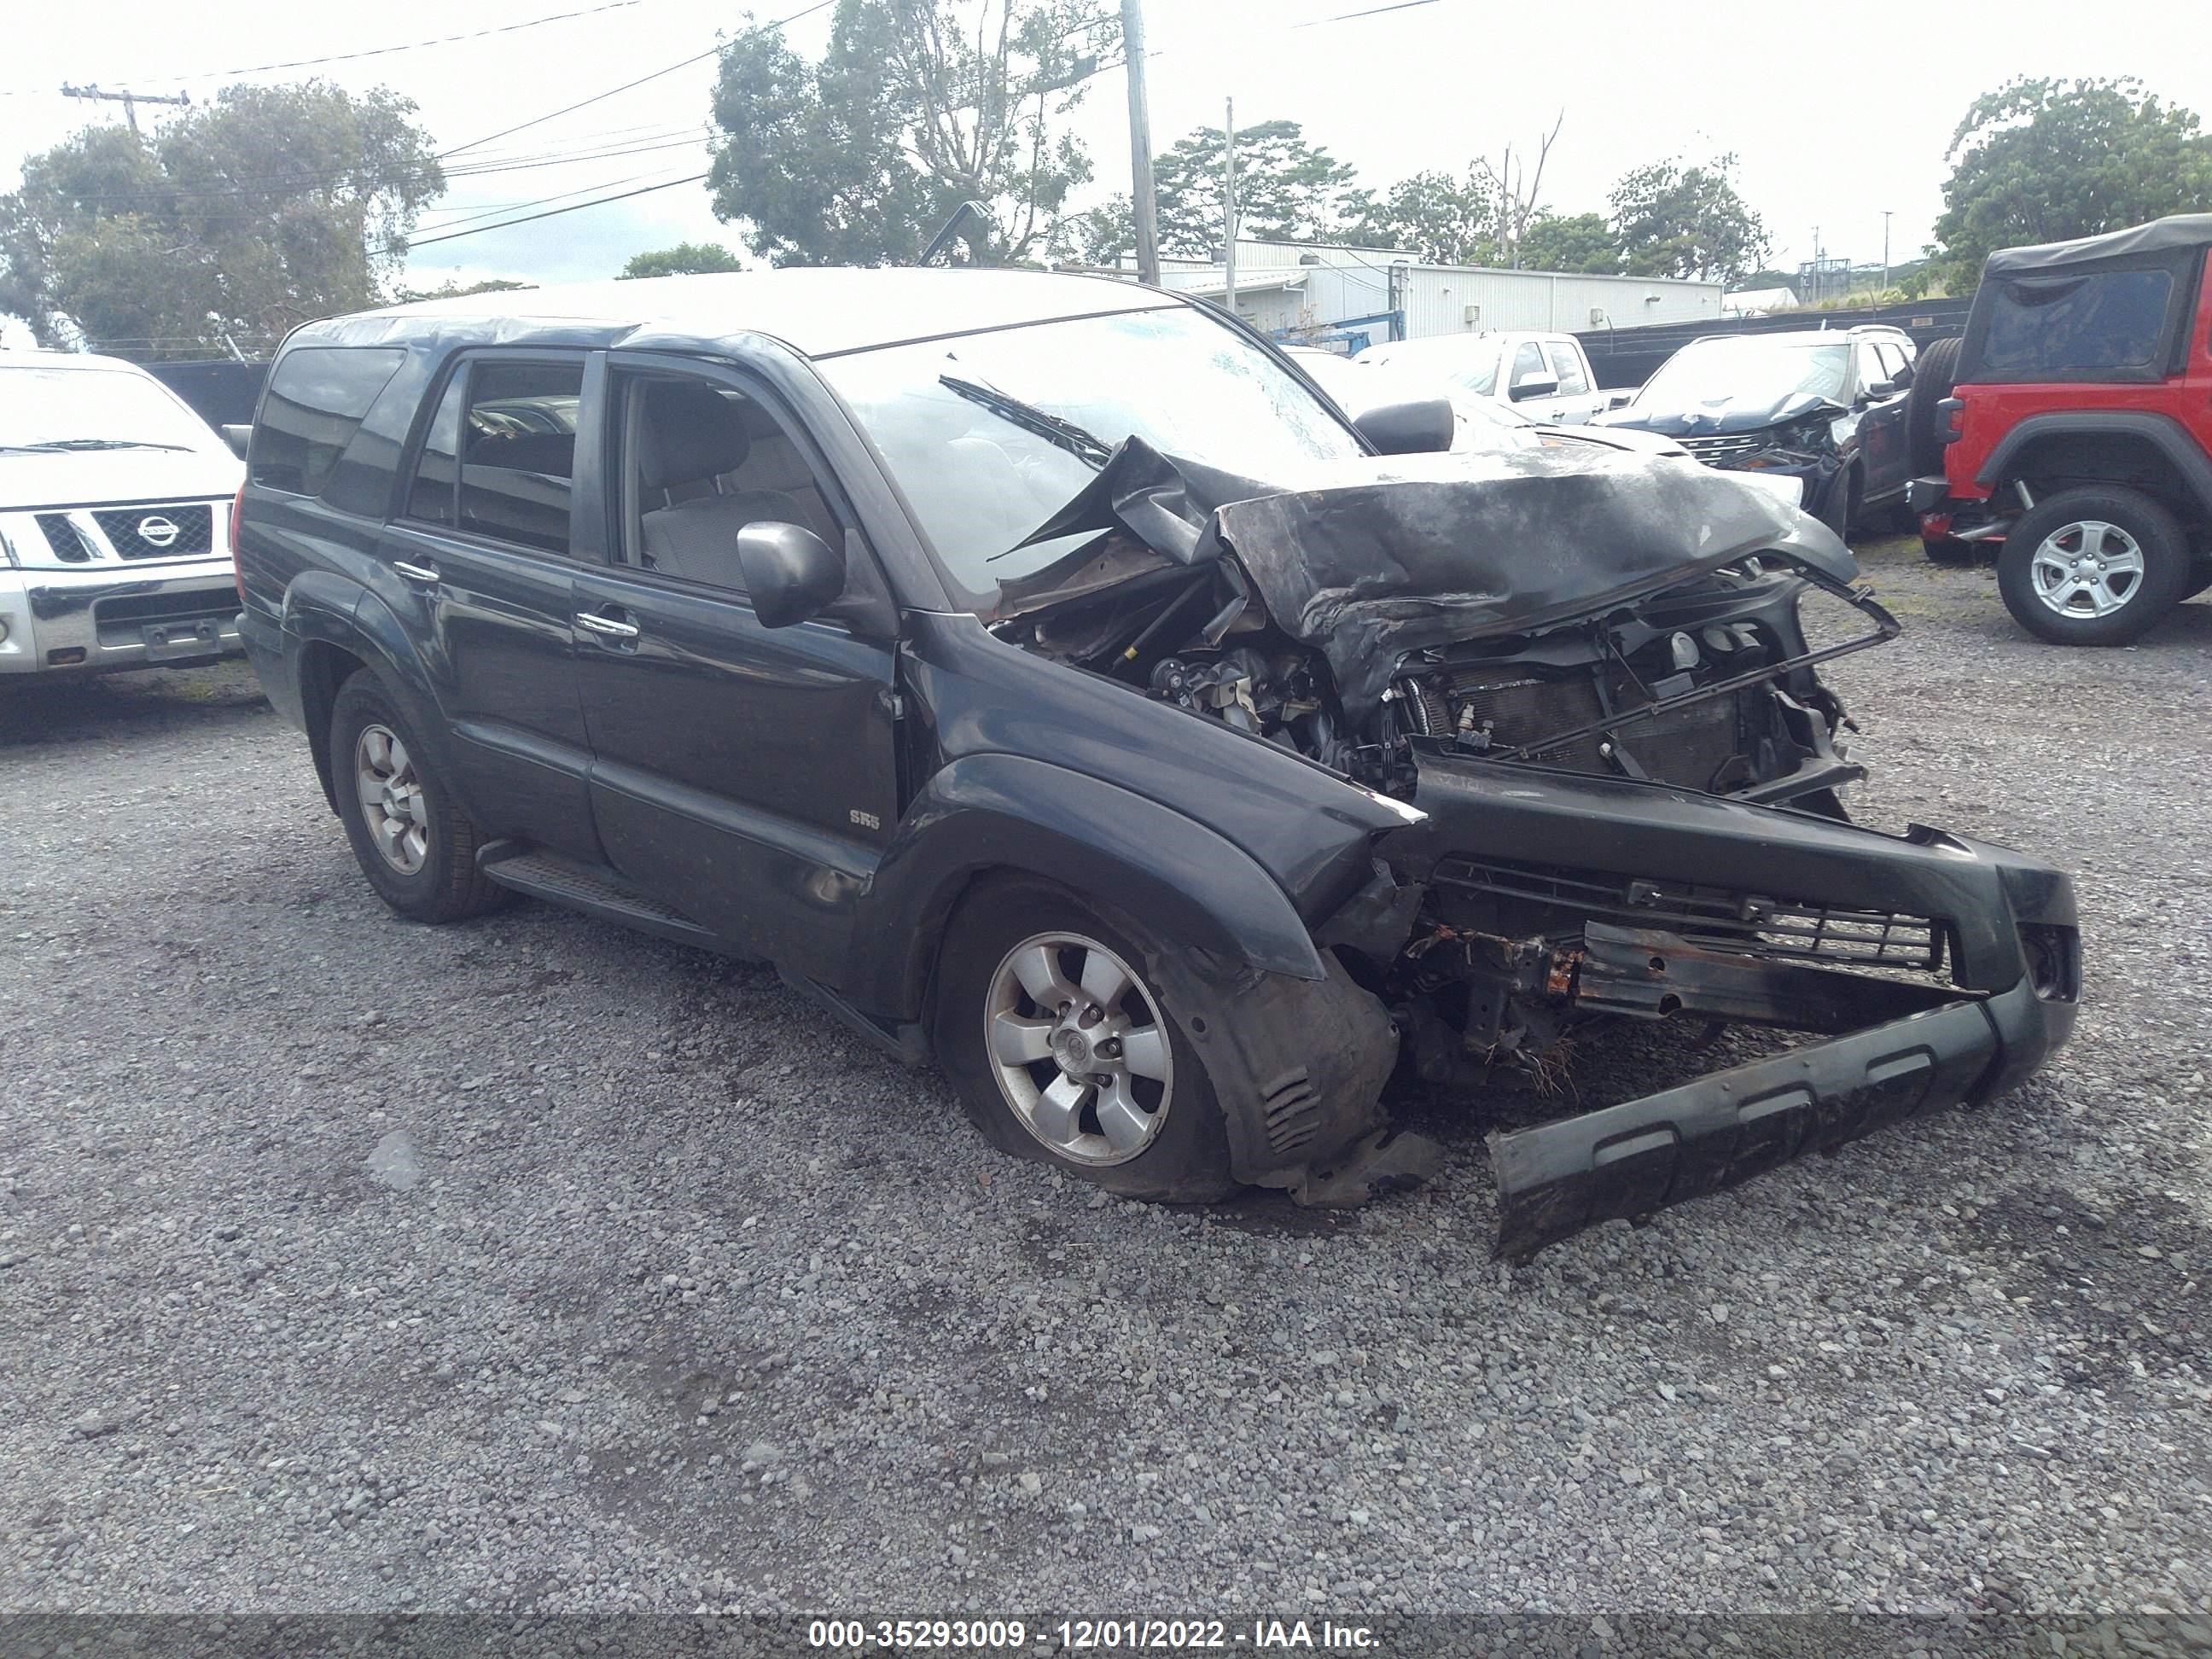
[1355,330,1610,425]
[0,352,245,678]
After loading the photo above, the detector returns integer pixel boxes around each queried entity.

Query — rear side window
[251,347,405,496]
[405,375,464,526]
[461,361,582,554]
[1982,269,2174,377]
[1545,341,1590,396]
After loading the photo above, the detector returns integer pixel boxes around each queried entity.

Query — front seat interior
[636,380,806,587]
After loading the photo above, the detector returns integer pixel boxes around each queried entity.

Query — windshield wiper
[938,374,1112,469]
[3,438,195,453]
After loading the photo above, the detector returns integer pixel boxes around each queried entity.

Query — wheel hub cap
[983,931,1174,1167]
[2030,520,2145,620]
[354,723,430,876]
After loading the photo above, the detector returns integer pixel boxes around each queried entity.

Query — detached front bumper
[0,558,243,676]
[1490,975,2075,1259]
[1392,748,2081,1257]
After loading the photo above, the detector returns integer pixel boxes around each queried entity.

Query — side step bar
[476,841,731,955]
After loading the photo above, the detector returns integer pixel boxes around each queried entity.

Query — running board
[476,842,727,954]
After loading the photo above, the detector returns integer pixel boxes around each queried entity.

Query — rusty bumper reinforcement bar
[1487,987,2032,1260]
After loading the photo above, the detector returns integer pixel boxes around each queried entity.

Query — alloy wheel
[2029,520,2146,620]
[983,931,1173,1167]
[354,723,430,875]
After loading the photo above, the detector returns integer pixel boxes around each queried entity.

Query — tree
[0,81,442,358]
[394,276,535,303]
[1050,120,1356,265]
[1931,77,2212,288]
[620,242,744,278]
[1342,169,1494,265]
[1473,112,1563,270]
[1608,153,1771,286]
[707,0,1115,266]
[1517,212,1620,275]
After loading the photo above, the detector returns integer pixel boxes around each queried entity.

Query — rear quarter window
[1982,269,2174,377]
[251,347,406,497]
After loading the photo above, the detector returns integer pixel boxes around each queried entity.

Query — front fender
[846,752,1329,1025]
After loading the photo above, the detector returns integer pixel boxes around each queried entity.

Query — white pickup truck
[1353,330,1610,426]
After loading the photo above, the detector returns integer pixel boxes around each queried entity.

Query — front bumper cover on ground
[1488,978,2075,1259]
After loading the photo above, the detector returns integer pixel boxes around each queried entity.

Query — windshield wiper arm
[938,374,1112,469]
[9,438,195,452]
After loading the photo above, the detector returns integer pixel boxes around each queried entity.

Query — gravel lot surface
[2,537,2209,1625]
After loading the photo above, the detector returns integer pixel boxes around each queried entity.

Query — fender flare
[846,752,1331,1025]
[1975,410,2212,514]
[281,576,458,816]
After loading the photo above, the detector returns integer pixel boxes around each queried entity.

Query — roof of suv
[309,267,1183,361]
[1985,213,2212,277]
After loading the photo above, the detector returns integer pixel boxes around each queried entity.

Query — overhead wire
[0,1,644,96]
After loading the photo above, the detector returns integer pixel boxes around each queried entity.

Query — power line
[439,0,832,160]
[399,171,710,251]
[0,2,643,96]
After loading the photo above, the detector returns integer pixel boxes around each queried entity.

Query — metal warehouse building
[1109,240,1723,351]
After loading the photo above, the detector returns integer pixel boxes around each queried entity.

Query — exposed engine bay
[994,437,1894,813]
[984,439,2076,1257]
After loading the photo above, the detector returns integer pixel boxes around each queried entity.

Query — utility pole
[61,84,189,138]
[1881,210,1893,294]
[1119,0,1161,285]
[1221,97,1237,316]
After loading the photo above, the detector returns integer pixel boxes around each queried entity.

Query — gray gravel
[1,538,2209,1620]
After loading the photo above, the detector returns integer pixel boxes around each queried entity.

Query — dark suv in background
[233,270,2078,1259]
[1598,324,1919,538]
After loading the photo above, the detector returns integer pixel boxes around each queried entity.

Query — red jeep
[1908,213,2212,644]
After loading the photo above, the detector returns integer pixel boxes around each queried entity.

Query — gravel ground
[1,537,2209,1625]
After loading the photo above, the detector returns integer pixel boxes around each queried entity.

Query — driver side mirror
[1353,398,1456,456]
[222,423,252,461]
[736,521,844,628]
[1508,372,1561,403]
[1861,380,1895,401]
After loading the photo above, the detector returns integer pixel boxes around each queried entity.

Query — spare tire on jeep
[1906,335,1962,476]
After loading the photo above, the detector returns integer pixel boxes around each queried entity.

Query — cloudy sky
[2,0,2209,301]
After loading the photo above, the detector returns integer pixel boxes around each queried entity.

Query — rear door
[378,350,602,863]
[568,352,899,982]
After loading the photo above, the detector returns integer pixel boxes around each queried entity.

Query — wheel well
[297,640,368,815]
[1998,433,2209,531]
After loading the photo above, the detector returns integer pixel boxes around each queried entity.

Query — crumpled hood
[1007,438,1856,718]
[1596,388,1839,439]
[0,444,242,511]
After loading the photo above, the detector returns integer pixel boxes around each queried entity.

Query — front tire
[1996,486,2192,646]
[933,877,1237,1202]
[329,668,512,922]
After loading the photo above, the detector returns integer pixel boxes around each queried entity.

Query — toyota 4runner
[237,270,2079,1258]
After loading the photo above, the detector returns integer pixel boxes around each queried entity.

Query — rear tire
[329,668,513,922]
[1996,486,2192,646]
[1906,335,1963,475]
[932,876,1237,1203]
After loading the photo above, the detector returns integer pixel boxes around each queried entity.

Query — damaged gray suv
[236,269,2080,1257]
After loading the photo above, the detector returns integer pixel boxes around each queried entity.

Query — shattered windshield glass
[1639,338,1851,409]
[818,306,1365,595]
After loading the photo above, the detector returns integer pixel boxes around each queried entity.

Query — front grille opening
[35,514,94,562]
[91,504,214,559]
[96,588,239,626]
[1434,858,1946,974]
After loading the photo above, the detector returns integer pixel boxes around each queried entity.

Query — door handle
[574,611,641,641]
[392,561,439,585]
